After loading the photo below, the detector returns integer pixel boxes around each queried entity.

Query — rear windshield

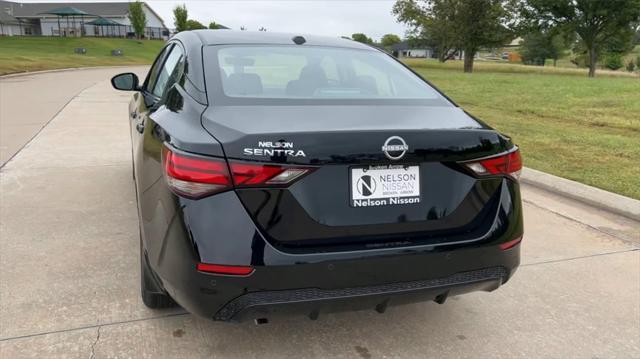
[212,45,443,100]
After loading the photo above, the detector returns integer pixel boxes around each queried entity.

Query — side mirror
[111,73,140,91]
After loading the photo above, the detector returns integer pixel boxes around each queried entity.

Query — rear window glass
[215,46,442,100]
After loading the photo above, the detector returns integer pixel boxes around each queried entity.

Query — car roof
[174,30,375,51]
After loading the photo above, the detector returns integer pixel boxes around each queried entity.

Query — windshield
[213,46,443,100]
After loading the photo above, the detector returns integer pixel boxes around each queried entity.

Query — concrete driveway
[0,69,638,358]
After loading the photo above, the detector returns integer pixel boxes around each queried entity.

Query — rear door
[131,43,185,192]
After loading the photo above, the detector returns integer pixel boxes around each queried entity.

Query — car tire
[140,237,176,309]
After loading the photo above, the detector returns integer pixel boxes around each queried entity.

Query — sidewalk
[0,66,149,166]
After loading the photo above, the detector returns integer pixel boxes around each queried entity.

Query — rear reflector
[499,236,523,250]
[462,148,522,180]
[162,145,313,199]
[196,263,254,275]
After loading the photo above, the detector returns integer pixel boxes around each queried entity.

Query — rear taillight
[162,147,232,199]
[230,163,310,186]
[462,148,522,180]
[162,145,313,199]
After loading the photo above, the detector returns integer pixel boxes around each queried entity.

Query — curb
[521,167,640,222]
[0,65,149,79]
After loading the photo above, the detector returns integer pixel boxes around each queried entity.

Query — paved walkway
[0,73,638,358]
[0,67,148,165]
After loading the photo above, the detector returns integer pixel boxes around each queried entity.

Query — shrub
[604,54,624,70]
[570,54,587,68]
[626,59,636,72]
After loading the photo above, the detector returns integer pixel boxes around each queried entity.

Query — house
[0,4,20,35]
[390,41,435,59]
[0,1,168,39]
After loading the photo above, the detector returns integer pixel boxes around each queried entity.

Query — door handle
[135,123,145,133]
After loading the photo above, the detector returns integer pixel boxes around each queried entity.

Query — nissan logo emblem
[381,136,408,160]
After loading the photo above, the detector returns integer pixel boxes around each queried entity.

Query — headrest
[299,65,328,86]
[225,73,263,96]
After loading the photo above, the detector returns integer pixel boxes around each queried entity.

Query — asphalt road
[0,69,638,358]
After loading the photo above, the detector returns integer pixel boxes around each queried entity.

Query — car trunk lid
[201,105,513,251]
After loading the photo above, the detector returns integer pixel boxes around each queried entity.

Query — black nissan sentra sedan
[111,30,523,322]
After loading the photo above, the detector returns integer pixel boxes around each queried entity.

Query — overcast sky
[21,0,408,41]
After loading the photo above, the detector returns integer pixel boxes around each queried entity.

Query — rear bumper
[143,186,523,322]
[215,266,508,321]
[157,235,520,321]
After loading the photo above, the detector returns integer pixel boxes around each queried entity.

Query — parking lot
[0,69,639,358]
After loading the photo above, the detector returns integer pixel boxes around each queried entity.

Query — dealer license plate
[350,165,420,207]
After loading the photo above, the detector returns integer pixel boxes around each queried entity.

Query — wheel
[140,236,176,309]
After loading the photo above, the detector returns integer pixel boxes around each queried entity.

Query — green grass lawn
[0,36,165,75]
[405,57,639,78]
[407,60,640,199]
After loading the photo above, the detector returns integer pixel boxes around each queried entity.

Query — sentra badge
[243,141,306,157]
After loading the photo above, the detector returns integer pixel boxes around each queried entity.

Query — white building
[0,1,168,39]
[0,5,21,35]
[390,41,435,59]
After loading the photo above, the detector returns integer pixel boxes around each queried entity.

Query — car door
[131,43,185,193]
[130,44,171,181]
[135,43,187,262]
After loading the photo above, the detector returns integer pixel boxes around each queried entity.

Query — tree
[549,32,576,66]
[519,31,551,65]
[602,25,638,56]
[128,1,147,39]
[455,0,515,72]
[351,33,373,44]
[393,0,515,72]
[208,21,222,30]
[393,0,459,62]
[519,29,570,66]
[186,19,207,30]
[173,4,188,32]
[520,0,640,77]
[381,34,402,49]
